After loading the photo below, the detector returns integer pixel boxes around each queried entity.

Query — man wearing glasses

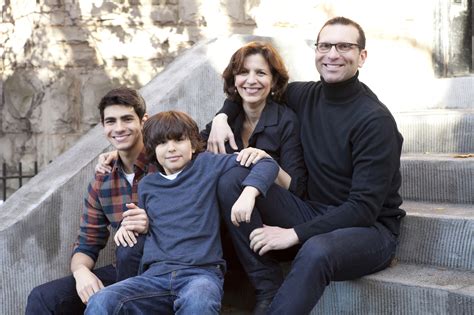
[208,16,405,314]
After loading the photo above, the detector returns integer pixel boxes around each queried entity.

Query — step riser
[311,280,473,315]
[400,159,474,203]
[396,215,473,271]
[394,111,474,154]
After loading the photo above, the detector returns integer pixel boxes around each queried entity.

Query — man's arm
[71,178,110,302]
[70,252,104,304]
[249,225,299,256]
[73,180,110,261]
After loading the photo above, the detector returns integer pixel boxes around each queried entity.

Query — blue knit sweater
[138,152,278,276]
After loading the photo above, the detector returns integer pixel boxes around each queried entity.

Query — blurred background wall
[0,0,472,199]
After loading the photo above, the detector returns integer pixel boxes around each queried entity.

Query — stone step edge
[362,262,474,297]
[396,201,472,271]
[401,200,474,218]
[401,153,474,161]
[399,155,473,204]
[310,263,474,315]
[223,264,474,312]
[393,108,474,115]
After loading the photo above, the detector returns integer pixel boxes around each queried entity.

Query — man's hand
[231,186,259,226]
[249,225,299,256]
[207,114,237,154]
[114,225,138,247]
[72,266,104,304]
[237,147,271,167]
[121,203,149,234]
[95,150,117,174]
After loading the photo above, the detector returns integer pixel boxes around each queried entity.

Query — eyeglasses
[315,42,360,53]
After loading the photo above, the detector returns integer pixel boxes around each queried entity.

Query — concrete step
[222,263,474,315]
[400,153,474,204]
[312,262,474,314]
[394,109,474,154]
[396,201,473,271]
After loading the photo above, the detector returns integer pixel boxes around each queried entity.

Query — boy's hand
[95,150,117,174]
[73,266,105,304]
[231,186,260,227]
[114,225,138,247]
[237,147,271,167]
[121,203,149,234]
[207,114,237,154]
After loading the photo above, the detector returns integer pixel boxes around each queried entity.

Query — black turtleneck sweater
[221,72,405,242]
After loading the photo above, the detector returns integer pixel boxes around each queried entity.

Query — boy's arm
[238,156,298,254]
[240,157,279,198]
[236,147,292,191]
[230,186,260,226]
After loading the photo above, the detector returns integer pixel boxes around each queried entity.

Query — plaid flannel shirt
[73,149,152,262]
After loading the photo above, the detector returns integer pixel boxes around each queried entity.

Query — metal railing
[1,162,38,201]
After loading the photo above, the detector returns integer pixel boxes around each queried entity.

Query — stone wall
[0,0,257,198]
[0,0,472,198]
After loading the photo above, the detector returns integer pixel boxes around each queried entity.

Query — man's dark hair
[222,41,289,104]
[317,16,366,49]
[98,87,147,123]
[142,110,205,172]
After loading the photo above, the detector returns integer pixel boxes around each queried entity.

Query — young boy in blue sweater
[85,110,278,315]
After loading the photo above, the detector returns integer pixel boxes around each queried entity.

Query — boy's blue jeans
[85,266,224,315]
[25,235,145,315]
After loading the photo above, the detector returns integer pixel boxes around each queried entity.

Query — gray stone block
[397,201,473,271]
[400,154,474,204]
[312,263,474,315]
[395,109,474,154]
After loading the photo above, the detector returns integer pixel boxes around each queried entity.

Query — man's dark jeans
[25,235,145,315]
[218,167,398,315]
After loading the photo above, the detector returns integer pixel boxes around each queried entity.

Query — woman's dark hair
[222,41,289,104]
[98,87,146,123]
[142,110,205,171]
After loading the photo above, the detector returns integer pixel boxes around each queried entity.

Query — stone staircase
[0,35,472,315]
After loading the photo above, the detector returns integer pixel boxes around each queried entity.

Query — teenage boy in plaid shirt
[26,87,153,314]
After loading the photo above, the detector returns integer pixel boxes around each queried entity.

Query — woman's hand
[207,114,237,154]
[237,147,271,167]
[95,150,117,174]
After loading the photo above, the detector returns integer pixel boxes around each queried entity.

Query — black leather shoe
[252,299,272,315]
